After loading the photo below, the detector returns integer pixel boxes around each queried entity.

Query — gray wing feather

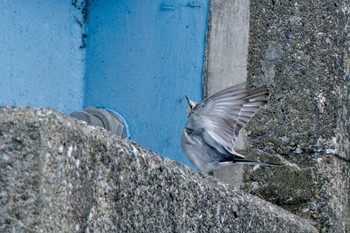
[187,83,269,156]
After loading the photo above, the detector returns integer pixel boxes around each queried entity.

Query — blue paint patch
[0,1,85,114]
[84,0,208,166]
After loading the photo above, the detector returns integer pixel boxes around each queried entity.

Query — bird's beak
[185,95,191,106]
[185,96,196,118]
[185,95,196,109]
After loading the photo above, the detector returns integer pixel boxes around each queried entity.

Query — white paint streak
[58,144,64,153]
[326,136,338,154]
[317,92,326,113]
[67,145,73,158]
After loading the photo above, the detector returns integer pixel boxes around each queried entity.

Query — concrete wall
[0,1,85,114]
[204,0,250,186]
[204,0,249,94]
[245,0,350,231]
[84,0,208,166]
[204,1,350,231]
[0,107,318,232]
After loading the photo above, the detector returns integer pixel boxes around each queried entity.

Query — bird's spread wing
[192,83,269,155]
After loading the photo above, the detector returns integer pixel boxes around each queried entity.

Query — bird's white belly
[181,130,218,173]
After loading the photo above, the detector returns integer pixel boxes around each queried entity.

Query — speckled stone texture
[245,0,350,232]
[0,107,317,232]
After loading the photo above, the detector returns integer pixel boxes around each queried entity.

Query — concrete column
[204,1,250,186]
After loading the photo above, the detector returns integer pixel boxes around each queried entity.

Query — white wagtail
[181,83,269,174]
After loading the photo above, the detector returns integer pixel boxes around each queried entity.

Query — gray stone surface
[245,0,350,232]
[0,107,317,232]
[204,0,249,94]
[204,0,250,188]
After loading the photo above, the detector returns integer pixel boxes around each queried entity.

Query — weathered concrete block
[0,107,317,232]
[246,0,350,232]
[204,0,250,188]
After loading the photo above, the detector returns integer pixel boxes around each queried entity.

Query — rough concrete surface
[0,107,317,232]
[204,0,250,188]
[204,0,250,92]
[245,0,350,232]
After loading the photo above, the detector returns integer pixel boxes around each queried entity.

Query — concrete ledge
[0,107,317,232]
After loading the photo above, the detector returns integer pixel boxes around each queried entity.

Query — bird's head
[185,95,197,118]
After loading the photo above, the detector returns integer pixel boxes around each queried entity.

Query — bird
[181,83,270,174]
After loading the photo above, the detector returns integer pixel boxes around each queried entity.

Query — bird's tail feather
[230,157,283,167]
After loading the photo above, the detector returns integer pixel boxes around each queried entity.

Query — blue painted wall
[0,1,85,114]
[84,0,208,166]
[0,0,208,167]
